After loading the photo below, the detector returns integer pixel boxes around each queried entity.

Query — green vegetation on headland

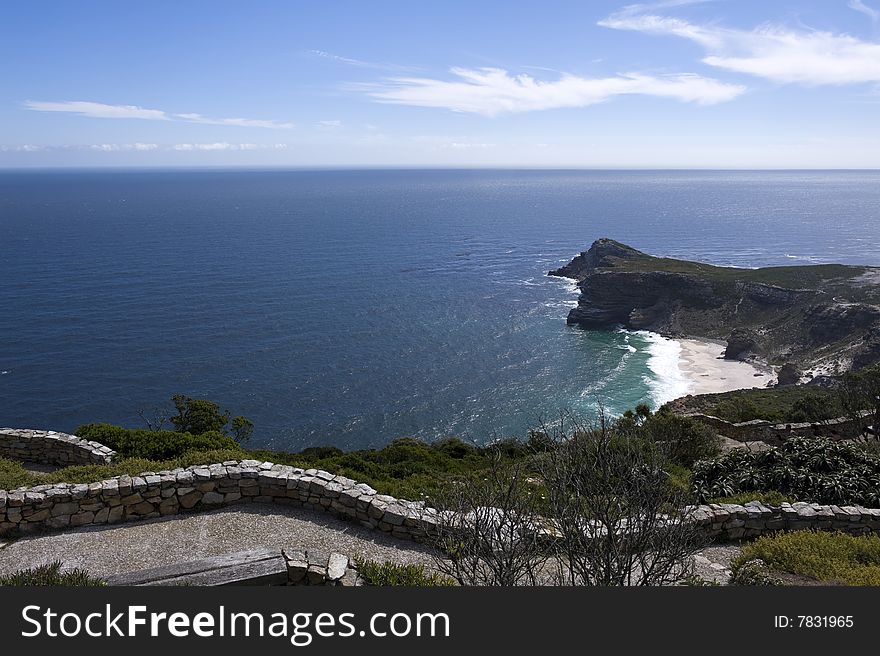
[731,531,880,586]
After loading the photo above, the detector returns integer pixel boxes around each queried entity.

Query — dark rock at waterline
[724,328,761,361]
[776,363,801,386]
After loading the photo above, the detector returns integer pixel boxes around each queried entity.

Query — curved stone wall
[690,500,880,539]
[0,460,434,539]
[0,428,115,466]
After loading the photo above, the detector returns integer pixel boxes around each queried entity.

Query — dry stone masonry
[0,428,115,466]
[0,459,436,539]
[688,501,880,539]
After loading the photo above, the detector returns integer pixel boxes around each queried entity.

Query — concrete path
[0,504,437,579]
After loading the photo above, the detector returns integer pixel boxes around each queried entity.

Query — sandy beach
[677,338,773,395]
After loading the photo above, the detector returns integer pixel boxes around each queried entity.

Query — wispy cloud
[317,120,343,130]
[307,49,418,72]
[599,4,880,85]
[23,100,169,120]
[90,143,158,151]
[366,67,744,116]
[849,0,880,23]
[24,100,293,129]
[171,143,288,151]
[1,143,287,153]
[173,113,294,129]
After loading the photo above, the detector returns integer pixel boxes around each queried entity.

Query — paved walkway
[0,504,437,578]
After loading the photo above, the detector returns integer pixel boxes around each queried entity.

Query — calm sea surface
[1,169,879,449]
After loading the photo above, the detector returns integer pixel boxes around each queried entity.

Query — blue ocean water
[1,169,879,450]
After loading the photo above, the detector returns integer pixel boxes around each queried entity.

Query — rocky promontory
[550,239,880,376]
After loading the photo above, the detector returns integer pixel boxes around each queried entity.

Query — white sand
[677,338,773,396]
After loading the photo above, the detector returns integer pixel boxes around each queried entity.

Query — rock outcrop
[550,239,880,373]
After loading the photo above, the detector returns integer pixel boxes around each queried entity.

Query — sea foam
[632,331,694,408]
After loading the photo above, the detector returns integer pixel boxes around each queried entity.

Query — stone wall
[0,428,115,466]
[689,501,880,540]
[0,460,435,539]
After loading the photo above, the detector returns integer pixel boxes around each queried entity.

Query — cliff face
[550,239,880,374]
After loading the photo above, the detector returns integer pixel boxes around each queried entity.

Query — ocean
[1,169,879,450]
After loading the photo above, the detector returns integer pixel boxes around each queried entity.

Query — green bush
[731,531,880,586]
[75,423,241,460]
[355,559,453,586]
[0,562,105,586]
[788,392,841,423]
[692,437,880,506]
[639,411,720,468]
[0,458,41,489]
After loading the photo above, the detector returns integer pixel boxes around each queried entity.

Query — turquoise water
[1,169,879,449]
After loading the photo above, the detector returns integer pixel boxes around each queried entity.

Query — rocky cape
[549,239,880,378]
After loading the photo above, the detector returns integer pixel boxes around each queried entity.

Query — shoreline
[676,337,773,396]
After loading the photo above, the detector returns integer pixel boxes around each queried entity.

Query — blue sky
[2,0,880,168]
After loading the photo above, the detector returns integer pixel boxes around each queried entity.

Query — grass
[354,559,453,586]
[0,561,105,586]
[731,531,880,586]
[708,491,795,506]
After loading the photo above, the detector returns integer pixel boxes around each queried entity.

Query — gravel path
[691,544,742,584]
[0,505,438,578]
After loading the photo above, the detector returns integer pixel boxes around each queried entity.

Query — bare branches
[424,449,550,586]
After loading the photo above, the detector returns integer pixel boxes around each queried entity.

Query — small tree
[636,410,720,469]
[425,449,549,586]
[169,395,253,443]
[539,419,705,586]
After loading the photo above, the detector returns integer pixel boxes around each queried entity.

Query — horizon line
[2,165,880,173]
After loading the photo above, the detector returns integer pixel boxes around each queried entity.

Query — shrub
[0,458,41,489]
[0,562,105,586]
[75,423,241,460]
[692,436,880,506]
[788,392,840,423]
[731,531,880,586]
[639,411,720,469]
[714,397,763,423]
[354,559,454,586]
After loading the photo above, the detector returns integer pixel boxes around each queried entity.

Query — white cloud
[174,113,294,129]
[24,101,293,129]
[308,49,418,72]
[849,0,880,22]
[24,100,169,120]
[599,5,880,86]
[173,143,234,151]
[0,144,45,152]
[88,143,160,152]
[170,143,288,152]
[367,67,744,116]
[317,120,343,129]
